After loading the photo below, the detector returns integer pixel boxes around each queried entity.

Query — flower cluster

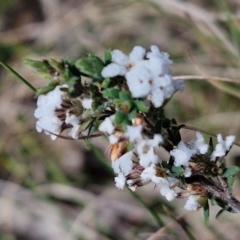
[102,46,184,107]
[28,45,238,217]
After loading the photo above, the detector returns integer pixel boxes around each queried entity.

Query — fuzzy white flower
[184,195,200,211]
[34,85,66,140]
[211,134,235,161]
[141,165,177,201]
[139,147,159,168]
[126,63,151,98]
[194,132,209,154]
[101,46,146,78]
[160,181,177,201]
[65,112,81,139]
[98,117,115,134]
[112,151,134,175]
[184,167,192,177]
[82,98,93,109]
[109,134,119,144]
[170,141,196,167]
[125,125,143,142]
[114,172,126,189]
[141,164,160,183]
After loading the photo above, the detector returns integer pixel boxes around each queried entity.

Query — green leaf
[24,59,54,79]
[216,209,225,219]
[134,100,149,113]
[114,111,127,125]
[227,176,235,193]
[103,88,119,99]
[222,166,240,178]
[203,200,210,225]
[171,166,185,176]
[75,55,104,81]
[49,59,65,74]
[118,101,132,113]
[101,78,111,88]
[104,49,112,64]
[128,109,137,120]
[119,91,132,101]
[36,81,59,96]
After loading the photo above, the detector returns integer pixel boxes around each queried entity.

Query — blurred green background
[1,0,240,239]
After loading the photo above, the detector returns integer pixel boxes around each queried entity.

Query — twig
[173,75,240,84]
[186,176,240,213]
[171,123,240,148]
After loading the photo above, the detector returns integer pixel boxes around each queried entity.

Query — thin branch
[42,130,104,140]
[172,75,240,84]
[186,176,240,213]
[171,123,240,148]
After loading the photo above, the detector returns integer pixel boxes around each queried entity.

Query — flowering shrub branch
[4,45,240,222]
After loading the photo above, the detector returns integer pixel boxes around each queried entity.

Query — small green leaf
[24,59,54,79]
[103,88,119,99]
[104,49,112,64]
[134,100,149,113]
[171,166,185,176]
[227,176,235,193]
[36,81,59,96]
[222,166,240,178]
[114,111,127,125]
[119,91,132,101]
[203,199,210,225]
[128,109,137,120]
[118,101,132,113]
[216,209,225,219]
[101,78,111,88]
[49,59,65,74]
[75,55,104,81]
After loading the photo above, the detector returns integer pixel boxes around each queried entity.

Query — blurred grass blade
[0,60,36,92]
[126,187,165,227]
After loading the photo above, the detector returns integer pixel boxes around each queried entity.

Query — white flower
[112,151,134,175]
[146,45,172,75]
[125,125,143,142]
[147,134,163,147]
[114,173,126,189]
[194,132,208,154]
[139,147,159,168]
[101,63,126,78]
[141,165,177,201]
[109,134,119,144]
[82,98,93,109]
[184,195,200,211]
[211,134,235,161]
[34,85,66,140]
[65,112,81,139]
[141,164,161,183]
[98,116,115,134]
[160,181,177,201]
[101,46,146,78]
[101,45,185,109]
[126,63,151,98]
[184,167,192,177]
[170,141,196,167]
